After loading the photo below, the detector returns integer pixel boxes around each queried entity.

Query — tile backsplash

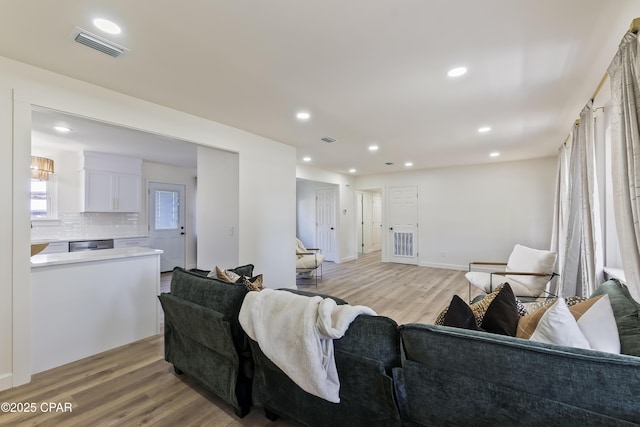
[32,212,142,241]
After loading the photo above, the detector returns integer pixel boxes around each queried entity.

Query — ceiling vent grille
[72,28,127,57]
[321,136,337,143]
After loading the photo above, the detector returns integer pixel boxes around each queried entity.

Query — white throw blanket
[238,288,376,403]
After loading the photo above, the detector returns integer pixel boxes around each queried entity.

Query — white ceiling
[3,1,640,174]
[31,107,198,169]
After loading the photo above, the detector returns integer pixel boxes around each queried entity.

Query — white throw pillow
[575,294,621,354]
[529,298,591,349]
[505,244,557,296]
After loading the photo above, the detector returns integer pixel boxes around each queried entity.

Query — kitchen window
[31,178,55,219]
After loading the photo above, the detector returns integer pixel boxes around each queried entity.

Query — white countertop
[31,247,163,268]
[31,235,149,244]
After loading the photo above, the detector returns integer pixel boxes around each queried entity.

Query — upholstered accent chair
[466,244,558,301]
[296,238,324,286]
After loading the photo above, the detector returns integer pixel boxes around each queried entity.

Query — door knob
[389,227,394,231]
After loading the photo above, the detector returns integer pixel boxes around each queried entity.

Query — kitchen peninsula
[30,247,163,373]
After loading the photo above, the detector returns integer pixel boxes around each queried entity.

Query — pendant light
[31,156,55,181]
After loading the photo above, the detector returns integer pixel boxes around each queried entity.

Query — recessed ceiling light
[447,67,467,77]
[302,156,311,162]
[405,162,413,167]
[349,168,356,173]
[53,126,71,132]
[478,126,492,133]
[489,152,500,157]
[368,145,379,151]
[296,112,310,120]
[93,18,121,35]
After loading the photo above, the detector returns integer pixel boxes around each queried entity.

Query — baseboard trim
[0,372,14,391]
[419,261,466,271]
[339,256,357,264]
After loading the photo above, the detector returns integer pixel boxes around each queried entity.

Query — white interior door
[371,192,382,251]
[316,188,336,261]
[388,186,418,265]
[148,182,186,272]
[357,192,364,254]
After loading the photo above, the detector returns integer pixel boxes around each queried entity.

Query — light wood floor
[0,252,476,426]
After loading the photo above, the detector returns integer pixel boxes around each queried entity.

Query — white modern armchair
[466,244,558,301]
[296,238,325,286]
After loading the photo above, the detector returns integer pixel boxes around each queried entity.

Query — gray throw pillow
[590,279,640,357]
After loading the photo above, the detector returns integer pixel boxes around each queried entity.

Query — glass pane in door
[155,190,179,230]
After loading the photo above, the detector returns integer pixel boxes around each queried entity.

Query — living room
[2,1,640,425]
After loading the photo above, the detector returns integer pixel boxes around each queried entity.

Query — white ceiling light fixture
[368,145,379,151]
[93,18,121,35]
[53,126,71,132]
[478,126,492,133]
[447,66,467,77]
[349,168,356,173]
[296,112,310,120]
[405,162,413,167]
[489,152,500,157]
[302,156,311,162]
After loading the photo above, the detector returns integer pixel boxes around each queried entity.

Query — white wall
[355,157,557,269]
[296,165,357,263]
[1,55,296,390]
[30,142,80,214]
[142,161,198,269]
[296,179,319,248]
[196,146,239,270]
[0,85,14,390]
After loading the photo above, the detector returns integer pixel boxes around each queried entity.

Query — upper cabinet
[80,151,142,213]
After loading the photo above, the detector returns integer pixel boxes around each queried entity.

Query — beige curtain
[608,31,640,301]
[549,142,570,295]
[551,101,604,297]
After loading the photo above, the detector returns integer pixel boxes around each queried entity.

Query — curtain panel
[551,101,604,297]
[549,142,570,296]
[608,31,640,301]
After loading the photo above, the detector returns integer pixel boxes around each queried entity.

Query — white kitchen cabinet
[80,151,142,212]
[38,241,69,254]
[113,237,150,248]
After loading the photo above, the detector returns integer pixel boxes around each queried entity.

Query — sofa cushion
[211,266,242,282]
[442,295,481,331]
[517,297,589,339]
[519,295,620,353]
[574,294,620,353]
[199,263,255,279]
[169,267,249,352]
[529,298,591,349]
[242,274,263,291]
[590,279,640,357]
[437,284,520,336]
[441,284,519,336]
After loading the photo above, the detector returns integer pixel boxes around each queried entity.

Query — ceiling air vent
[321,136,337,143]
[72,27,128,57]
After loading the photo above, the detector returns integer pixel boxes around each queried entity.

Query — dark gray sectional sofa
[158,266,254,417]
[159,269,640,426]
[250,314,402,427]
